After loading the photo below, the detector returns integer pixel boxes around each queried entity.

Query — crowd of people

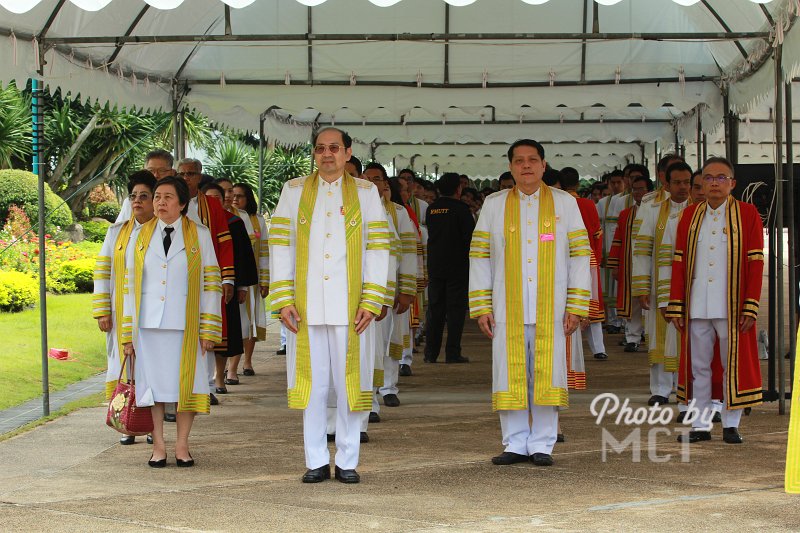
[93,128,764,482]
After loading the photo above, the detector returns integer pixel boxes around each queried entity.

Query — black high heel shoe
[148,455,167,468]
[176,454,194,467]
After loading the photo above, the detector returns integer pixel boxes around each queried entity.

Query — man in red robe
[666,157,764,444]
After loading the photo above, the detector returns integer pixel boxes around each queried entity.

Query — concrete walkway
[0,319,797,532]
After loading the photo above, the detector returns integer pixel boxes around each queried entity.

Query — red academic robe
[666,199,764,408]
[574,194,605,322]
[607,205,637,318]
[196,192,235,341]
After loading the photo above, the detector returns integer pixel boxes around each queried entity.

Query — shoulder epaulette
[287,177,306,188]
[354,177,373,189]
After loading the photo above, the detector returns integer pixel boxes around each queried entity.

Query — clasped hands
[280,304,376,335]
[477,312,582,340]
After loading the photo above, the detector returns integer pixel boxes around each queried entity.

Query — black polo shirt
[425,196,475,279]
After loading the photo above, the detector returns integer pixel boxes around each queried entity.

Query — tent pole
[786,79,796,394]
[171,87,179,161]
[696,107,702,169]
[32,76,49,417]
[775,44,786,414]
[258,114,265,213]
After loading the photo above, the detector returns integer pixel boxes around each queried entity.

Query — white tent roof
[1,0,798,176]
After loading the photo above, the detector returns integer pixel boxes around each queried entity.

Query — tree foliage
[0,82,31,170]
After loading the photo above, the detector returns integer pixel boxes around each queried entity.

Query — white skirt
[134,328,210,406]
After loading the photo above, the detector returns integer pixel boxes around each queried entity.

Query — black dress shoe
[531,453,554,466]
[215,386,228,394]
[446,356,470,364]
[148,455,167,468]
[399,364,412,376]
[164,413,176,423]
[334,466,360,483]
[383,393,400,407]
[224,378,239,385]
[303,464,331,483]
[276,346,287,356]
[176,454,194,467]
[146,435,153,445]
[209,393,219,406]
[556,433,565,443]
[360,432,369,443]
[491,451,529,465]
[647,395,669,406]
[624,342,639,352]
[712,411,722,424]
[242,368,255,376]
[369,412,381,423]
[605,325,621,334]
[120,435,136,445]
[327,433,335,443]
[593,352,608,360]
[722,427,743,444]
[677,430,712,443]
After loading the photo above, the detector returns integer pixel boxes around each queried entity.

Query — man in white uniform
[469,139,591,467]
[270,128,390,484]
[596,170,625,334]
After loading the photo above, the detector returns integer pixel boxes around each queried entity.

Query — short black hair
[155,176,190,215]
[214,176,233,185]
[145,148,173,167]
[233,182,258,215]
[414,177,428,187]
[657,153,684,173]
[388,177,404,205]
[127,170,157,194]
[606,169,625,182]
[398,168,416,180]
[364,162,388,180]
[625,163,650,179]
[702,156,735,178]
[201,182,226,197]
[543,165,560,187]
[665,161,693,183]
[437,172,462,196]
[498,171,515,185]
[507,139,545,161]
[559,166,580,190]
[632,175,654,191]
[199,173,214,189]
[347,155,363,176]
[312,127,352,149]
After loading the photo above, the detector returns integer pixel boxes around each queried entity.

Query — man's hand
[123,342,135,357]
[672,316,685,333]
[280,305,301,334]
[563,313,580,336]
[659,307,667,320]
[394,293,414,315]
[200,339,216,352]
[579,317,590,331]
[376,306,389,322]
[222,284,234,304]
[739,315,756,333]
[237,289,248,304]
[639,295,651,310]
[260,285,268,298]
[354,307,376,334]
[477,313,495,339]
[97,315,112,332]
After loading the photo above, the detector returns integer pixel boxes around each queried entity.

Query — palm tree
[0,82,31,169]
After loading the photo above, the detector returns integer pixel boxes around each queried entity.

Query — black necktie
[163,227,174,255]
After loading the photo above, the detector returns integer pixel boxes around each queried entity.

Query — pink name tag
[540,233,554,242]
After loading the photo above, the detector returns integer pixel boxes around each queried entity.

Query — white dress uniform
[597,193,624,329]
[401,196,428,367]
[469,188,591,456]
[633,196,688,399]
[93,218,143,397]
[686,200,742,429]
[238,210,269,341]
[269,174,390,471]
[123,217,220,406]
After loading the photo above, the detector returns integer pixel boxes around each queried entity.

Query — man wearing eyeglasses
[270,127,390,484]
[666,157,764,445]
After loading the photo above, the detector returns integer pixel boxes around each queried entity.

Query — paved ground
[0,316,797,532]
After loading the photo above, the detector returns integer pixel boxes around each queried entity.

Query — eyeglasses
[314,144,342,155]
[176,171,199,177]
[146,167,173,176]
[128,192,152,202]
[702,174,732,184]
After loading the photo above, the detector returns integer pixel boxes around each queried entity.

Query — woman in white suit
[122,177,222,468]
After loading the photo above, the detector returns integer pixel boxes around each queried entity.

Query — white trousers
[401,346,413,365]
[586,322,606,355]
[379,357,400,398]
[649,363,675,398]
[689,319,743,429]
[304,325,365,470]
[498,325,559,456]
[625,300,644,344]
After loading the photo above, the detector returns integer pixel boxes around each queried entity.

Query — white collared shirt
[690,199,728,319]
[520,188,541,324]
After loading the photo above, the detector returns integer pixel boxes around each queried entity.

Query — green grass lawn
[0,293,107,410]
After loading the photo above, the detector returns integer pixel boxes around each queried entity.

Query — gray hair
[177,157,203,172]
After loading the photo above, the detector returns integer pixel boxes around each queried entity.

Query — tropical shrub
[0,270,37,312]
[0,169,73,233]
[93,201,120,223]
[50,258,95,294]
[82,219,110,243]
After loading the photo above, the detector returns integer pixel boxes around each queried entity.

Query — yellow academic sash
[786,331,800,493]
